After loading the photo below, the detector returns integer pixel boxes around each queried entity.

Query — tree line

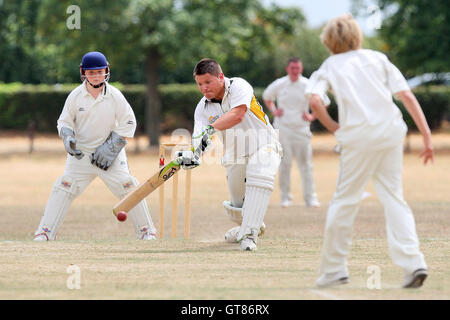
[1,0,448,145]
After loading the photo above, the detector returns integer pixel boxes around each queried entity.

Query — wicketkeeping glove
[192,125,215,153]
[90,131,127,170]
[60,127,84,159]
[176,149,202,170]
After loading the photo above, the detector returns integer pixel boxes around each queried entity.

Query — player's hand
[176,149,201,170]
[302,111,315,122]
[420,137,434,165]
[60,127,84,159]
[193,125,215,153]
[90,131,127,170]
[271,108,283,117]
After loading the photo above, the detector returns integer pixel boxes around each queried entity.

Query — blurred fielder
[177,58,282,251]
[263,57,320,208]
[33,51,157,241]
[306,15,434,288]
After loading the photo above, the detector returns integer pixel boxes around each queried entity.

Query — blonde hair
[320,14,363,54]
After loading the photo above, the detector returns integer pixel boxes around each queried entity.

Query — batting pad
[118,176,157,238]
[238,186,272,242]
[35,175,78,240]
[223,200,243,225]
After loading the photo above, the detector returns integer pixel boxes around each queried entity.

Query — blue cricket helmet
[80,51,110,87]
[80,51,108,70]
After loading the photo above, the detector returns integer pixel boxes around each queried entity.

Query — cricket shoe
[141,232,157,240]
[224,223,266,243]
[281,199,292,208]
[240,237,257,251]
[33,232,50,241]
[33,234,49,241]
[316,271,349,288]
[225,226,240,243]
[281,193,293,208]
[403,268,428,288]
[306,200,321,208]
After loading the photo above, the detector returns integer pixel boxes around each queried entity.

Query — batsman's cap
[80,51,109,70]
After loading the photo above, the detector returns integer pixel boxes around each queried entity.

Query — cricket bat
[112,158,182,216]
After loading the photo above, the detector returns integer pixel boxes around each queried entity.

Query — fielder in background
[263,57,320,208]
[33,51,157,241]
[177,58,282,251]
[306,15,434,289]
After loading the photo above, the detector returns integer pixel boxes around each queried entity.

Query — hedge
[0,82,448,135]
[0,82,204,134]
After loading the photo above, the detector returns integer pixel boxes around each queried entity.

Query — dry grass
[0,133,449,299]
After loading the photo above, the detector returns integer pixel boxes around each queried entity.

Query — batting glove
[176,149,201,170]
[60,127,84,159]
[192,125,215,153]
[91,131,127,170]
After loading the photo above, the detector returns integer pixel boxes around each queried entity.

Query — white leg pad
[119,176,157,239]
[34,176,79,240]
[223,200,266,237]
[223,200,243,225]
[237,186,272,242]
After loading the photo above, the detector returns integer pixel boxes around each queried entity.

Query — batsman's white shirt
[305,49,410,150]
[262,75,311,133]
[57,82,136,154]
[193,77,280,165]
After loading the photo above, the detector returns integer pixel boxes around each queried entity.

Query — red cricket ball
[117,211,127,222]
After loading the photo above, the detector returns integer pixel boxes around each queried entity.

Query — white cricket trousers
[319,144,426,275]
[278,126,318,204]
[34,150,156,239]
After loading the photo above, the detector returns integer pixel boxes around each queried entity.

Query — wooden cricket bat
[112,158,182,216]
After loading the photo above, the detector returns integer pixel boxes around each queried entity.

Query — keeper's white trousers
[319,144,427,275]
[277,126,318,204]
[34,150,156,239]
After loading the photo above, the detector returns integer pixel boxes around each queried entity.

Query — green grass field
[0,133,449,299]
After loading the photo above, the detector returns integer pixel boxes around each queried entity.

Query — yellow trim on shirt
[250,95,267,125]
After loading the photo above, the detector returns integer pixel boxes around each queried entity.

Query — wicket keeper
[33,51,157,241]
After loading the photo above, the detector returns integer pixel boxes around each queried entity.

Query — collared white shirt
[305,49,410,150]
[263,75,311,130]
[193,77,279,165]
[57,82,136,154]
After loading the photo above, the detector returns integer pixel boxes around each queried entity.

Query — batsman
[177,58,282,251]
[33,51,157,241]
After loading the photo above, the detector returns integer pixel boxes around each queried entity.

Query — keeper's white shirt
[262,75,311,131]
[57,82,137,154]
[193,77,279,165]
[305,49,410,150]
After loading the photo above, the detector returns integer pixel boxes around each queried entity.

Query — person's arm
[304,67,332,126]
[211,105,247,130]
[264,100,283,117]
[396,90,434,164]
[114,92,137,139]
[263,79,284,117]
[57,93,77,136]
[302,111,316,122]
[309,94,339,133]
